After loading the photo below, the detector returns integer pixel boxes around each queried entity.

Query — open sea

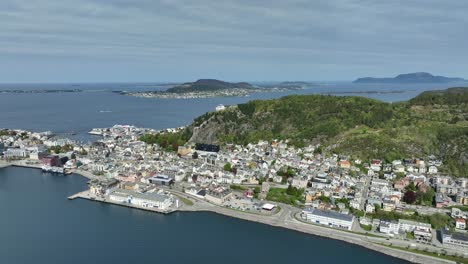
[0,81,464,264]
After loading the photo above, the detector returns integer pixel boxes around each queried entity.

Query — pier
[68,190,176,214]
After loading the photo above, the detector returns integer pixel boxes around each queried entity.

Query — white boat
[41,165,65,174]
[88,128,103,135]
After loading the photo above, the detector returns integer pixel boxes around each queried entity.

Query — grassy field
[175,195,194,206]
[266,187,304,205]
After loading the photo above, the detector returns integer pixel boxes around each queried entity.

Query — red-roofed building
[40,155,60,167]
[455,218,466,230]
[340,160,351,169]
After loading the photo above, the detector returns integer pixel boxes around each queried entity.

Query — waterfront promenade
[0,160,101,180]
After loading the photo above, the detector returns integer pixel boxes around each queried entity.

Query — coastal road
[168,189,465,263]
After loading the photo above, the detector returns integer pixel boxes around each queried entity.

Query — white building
[379,219,431,235]
[365,203,375,213]
[441,229,468,248]
[455,219,466,230]
[215,104,226,111]
[398,219,431,233]
[379,221,400,235]
[3,148,29,158]
[291,178,308,189]
[302,208,354,230]
[108,189,173,210]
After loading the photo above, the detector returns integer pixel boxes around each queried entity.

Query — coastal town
[1,121,467,263]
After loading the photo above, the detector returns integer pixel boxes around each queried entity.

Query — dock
[67,190,176,214]
[68,190,90,200]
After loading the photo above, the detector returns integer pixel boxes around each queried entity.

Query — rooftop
[303,208,354,222]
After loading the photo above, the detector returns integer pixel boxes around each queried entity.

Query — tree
[192,151,198,159]
[313,146,322,154]
[403,191,417,204]
[286,184,296,195]
[71,153,76,160]
[405,182,417,192]
[416,187,435,206]
[429,213,450,229]
[224,162,232,172]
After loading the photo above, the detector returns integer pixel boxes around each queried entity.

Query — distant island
[117,79,307,99]
[0,89,83,94]
[353,72,466,84]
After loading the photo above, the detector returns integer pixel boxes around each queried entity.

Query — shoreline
[0,162,461,264]
[71,186,457,264]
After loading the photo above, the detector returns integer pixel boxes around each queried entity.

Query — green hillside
[143,87,468,177]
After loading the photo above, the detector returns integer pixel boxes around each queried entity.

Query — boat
[88,128,103,135]
[41,165,65,174]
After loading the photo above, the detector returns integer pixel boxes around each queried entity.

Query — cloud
[0,0,467,82]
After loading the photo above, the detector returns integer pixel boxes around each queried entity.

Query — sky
[0,0,467,83]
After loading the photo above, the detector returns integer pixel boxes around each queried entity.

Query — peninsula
[353,72,467,84]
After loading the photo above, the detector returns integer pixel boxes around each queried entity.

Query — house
[394,164,405,173]
[418,166,426,174]
[365,203,375,213]
[291,177,308,189]
[339,160,351,169]
[185,188,206,199]
[359,217,372,226]
[394,178,409,191]
[455,218,466,230]
[451,208,467,219]
[302,208,354,230]
[273,175,283,183]
[435,193,451,208]
[456,192,468,205]
[428,166,438,174]
[350,199,361,210]
[370,164,381,172]
[382,199,396,212]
